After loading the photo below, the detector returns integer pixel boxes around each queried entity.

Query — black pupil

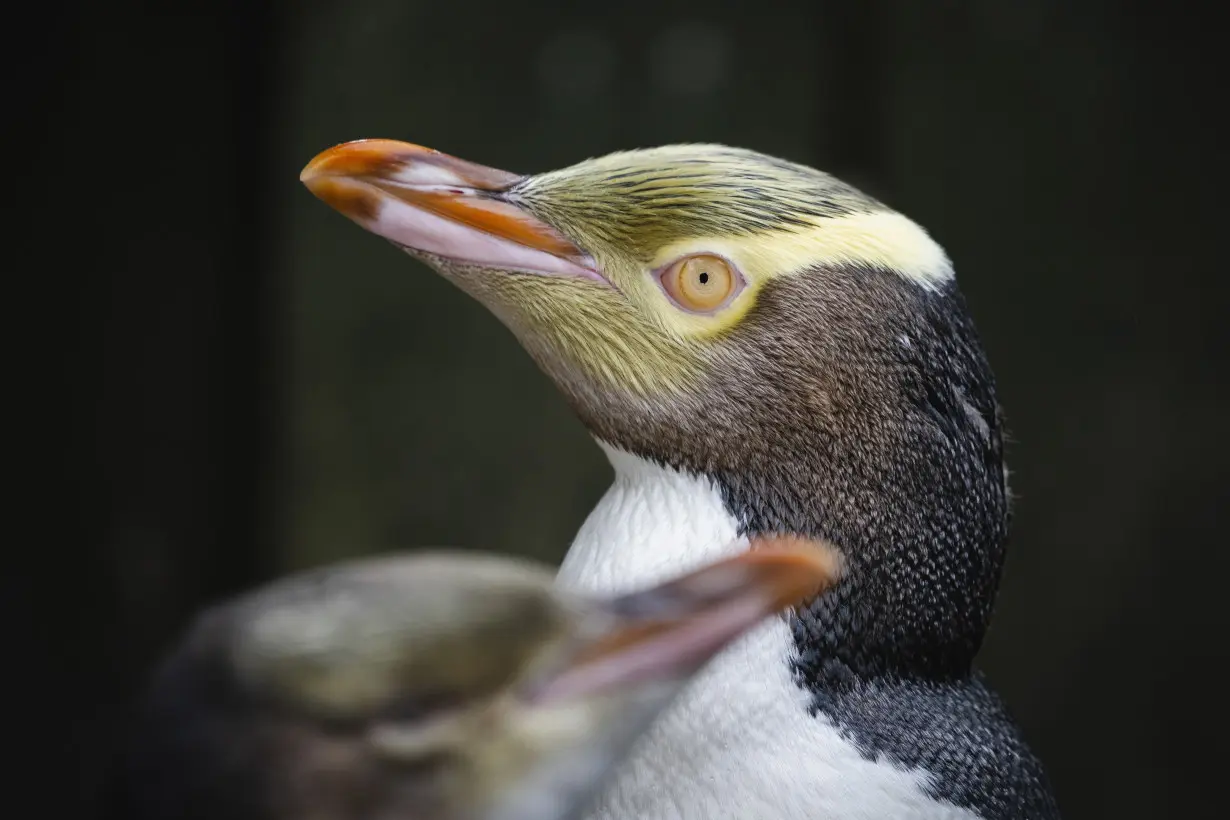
[698,271,710,285]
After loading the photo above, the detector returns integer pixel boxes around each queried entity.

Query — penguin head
[300,141,950,449]
[122,544,839,820]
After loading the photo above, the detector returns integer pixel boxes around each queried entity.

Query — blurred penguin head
[122,542,840,820]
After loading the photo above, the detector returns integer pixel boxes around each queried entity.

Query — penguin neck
[557,433,1001,684]
[555,443,988,820]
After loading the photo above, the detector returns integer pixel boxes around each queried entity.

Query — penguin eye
[658,254,743,313]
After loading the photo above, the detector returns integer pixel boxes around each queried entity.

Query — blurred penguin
[110,539,840,820]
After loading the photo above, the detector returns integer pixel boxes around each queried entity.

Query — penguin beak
[527,540,841,704]
[300,139,601,280]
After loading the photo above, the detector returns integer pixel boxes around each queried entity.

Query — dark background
[20,1,1225,818]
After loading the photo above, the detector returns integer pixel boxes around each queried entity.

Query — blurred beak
[528,539,842,704]
[300,139,600,280]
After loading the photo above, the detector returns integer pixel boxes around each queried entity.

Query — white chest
[554,444,979,820]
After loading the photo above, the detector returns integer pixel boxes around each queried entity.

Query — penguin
[111,542,839,820]
[300,140,1061,819]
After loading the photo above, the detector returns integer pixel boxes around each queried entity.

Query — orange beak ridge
[301,139,599,279]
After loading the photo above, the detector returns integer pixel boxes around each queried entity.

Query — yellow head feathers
[501,144,952,371]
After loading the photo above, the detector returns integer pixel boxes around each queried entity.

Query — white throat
[556,444,979,820]
[556,442,747,594]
